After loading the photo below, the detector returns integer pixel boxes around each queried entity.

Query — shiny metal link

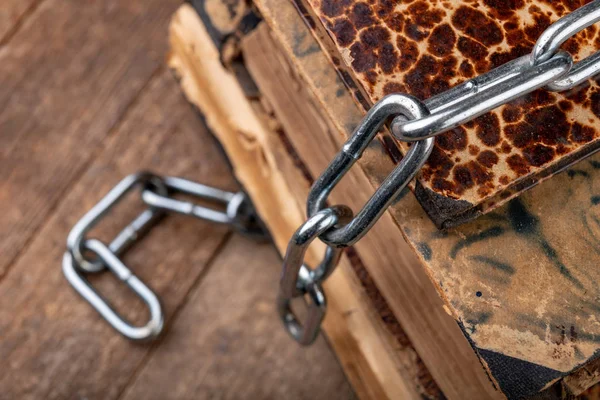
[64,171,267,341]
[277,271,326,346]
[307,94,434,247]
[392,52,572,141]
[279,206,352,299]
[278,206,352,345]
[280,94,433,344]
[548,51,600,91]
[140,176,265,237]
[532,0,600,65]
[67,172,167,273]
[141,177,236,224]
[535,0,600,92]
[63,239,163,341]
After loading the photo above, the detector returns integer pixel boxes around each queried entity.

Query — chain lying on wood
[63,172,267,341]
[279,0,600,344]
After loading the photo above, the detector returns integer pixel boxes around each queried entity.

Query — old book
[169,1,600,399]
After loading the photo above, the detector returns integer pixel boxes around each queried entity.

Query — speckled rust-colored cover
[291,0,600,227]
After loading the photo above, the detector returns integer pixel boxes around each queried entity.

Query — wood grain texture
[0,0,181,279]
[121,236,356,400]
[168,5,422,399]
[0,0,38,44]
[0,1,358,398]
[0,66,353,399]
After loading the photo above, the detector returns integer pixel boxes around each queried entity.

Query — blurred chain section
[63,172,268,341]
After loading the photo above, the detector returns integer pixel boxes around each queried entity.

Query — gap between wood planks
[116,234,355,400]
[0,56,353,400]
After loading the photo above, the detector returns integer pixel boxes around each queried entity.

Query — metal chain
[279,0,600,345]
[63,171,267,341]
[278,206,352,345]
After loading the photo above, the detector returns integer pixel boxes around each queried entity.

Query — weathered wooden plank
[0,0,181,279]
[120,236,356,400]
[0,72,236,399]
[168,6,423,399]
[0,0,38,44]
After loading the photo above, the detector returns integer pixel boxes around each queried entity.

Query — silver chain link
[278,206,352,345]
[279,0,600,345]
[63,172,267,341]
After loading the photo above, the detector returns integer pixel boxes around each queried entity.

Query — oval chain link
[307,94,434,247]
[64,172,267,341]
[278,206,352,345]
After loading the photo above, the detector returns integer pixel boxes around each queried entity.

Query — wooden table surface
[0,1,355,398]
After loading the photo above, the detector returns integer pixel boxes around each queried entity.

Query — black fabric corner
[478,348,564,399]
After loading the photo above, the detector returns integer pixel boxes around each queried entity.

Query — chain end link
[64,172,267,341]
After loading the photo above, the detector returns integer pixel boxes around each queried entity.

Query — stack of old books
[169,0,600,398]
